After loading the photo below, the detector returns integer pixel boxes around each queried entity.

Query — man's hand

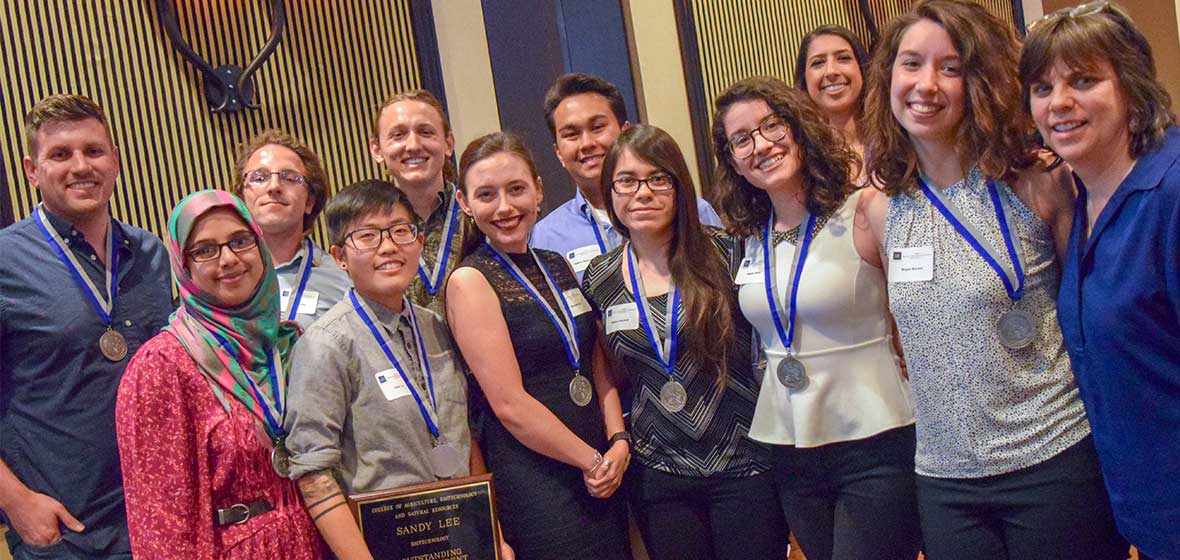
[6,490,84,546]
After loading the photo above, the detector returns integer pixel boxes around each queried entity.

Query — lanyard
[583,203,616,253]
[763,209,816,351]
[213,331,286,440]
[285,238,315,321]
[625,245,680,377]
[919,176,1026,301]
[350,290,441,439]
[486,243,582,371]
[418,192,461,296]
[33,205,118,324]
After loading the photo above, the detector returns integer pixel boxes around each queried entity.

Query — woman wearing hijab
[116,190,322,559]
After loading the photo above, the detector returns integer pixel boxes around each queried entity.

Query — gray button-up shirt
[275,239,351,328]
[283,292,470,495]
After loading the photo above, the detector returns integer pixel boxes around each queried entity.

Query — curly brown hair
[601,124,734,382]
[863,0,1037,195]
[1020,1,1176,159]
[711,76,858,236]
[230,129,329,233]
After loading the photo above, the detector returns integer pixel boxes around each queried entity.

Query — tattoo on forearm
[311,500,347,522]
[298,470,341,503]
[305,491,343,511]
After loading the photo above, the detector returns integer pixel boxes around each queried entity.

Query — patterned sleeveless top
[884,166,1090,478]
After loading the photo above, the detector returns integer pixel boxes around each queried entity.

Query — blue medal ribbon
[350,290,442,439]
[918,176,1025,301]
[582,202,617,254]
[486,243,582,371]
[417,192,461,296]
[33,205,118,324]
[763,209,817,351]
[285,238,316,321]
[212,331,286,440]
[625,246,681,377]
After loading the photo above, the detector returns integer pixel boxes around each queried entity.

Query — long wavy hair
[863,0,1037,195]
[711,76,858,236]
[601,125,734,381]
[794,25,871,121]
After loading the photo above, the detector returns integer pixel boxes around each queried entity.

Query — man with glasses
[232,129,350,327]
[0,95,172,559]
[532,73,721,279]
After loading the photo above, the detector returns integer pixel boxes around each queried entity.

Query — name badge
[604,303,640,334]
[563,288,593,317]
[375,369,412,401]
[888,246,934,282]
[296,291,320,315]
[565,245,602,273]
[734,257,762,285]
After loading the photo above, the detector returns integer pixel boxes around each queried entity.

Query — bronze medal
[99,329,128,362]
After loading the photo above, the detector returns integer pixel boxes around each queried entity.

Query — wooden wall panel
[1,0,426,247]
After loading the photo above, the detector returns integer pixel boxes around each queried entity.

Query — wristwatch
[609,431,631,445]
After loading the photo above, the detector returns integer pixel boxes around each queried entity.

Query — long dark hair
[794,25,871,120]
[456,131,543,260]
[711,76,858,236]
[602,124,734,382]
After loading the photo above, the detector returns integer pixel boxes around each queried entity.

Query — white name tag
[888,246,934,282]
[604,303,640,334]
[565,245,602,273]
[563,288,593,317]
[734,257,763,285]
[375,369,411,401]
[280,289,320,316]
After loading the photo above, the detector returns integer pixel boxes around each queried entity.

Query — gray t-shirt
[283,292,471,494]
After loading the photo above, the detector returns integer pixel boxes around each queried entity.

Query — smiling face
[332,204,423,307]
[370,99,455,193]
[458,152,544,253]
[889,19,965,152]
[1028,57,1131,176]
[22,118,120,225]
[610,149,677,238]
[240,144,313,239]
[552,92,625,191]
[722,98,804,194]
[804,34,864,118]
[185,207,264,308]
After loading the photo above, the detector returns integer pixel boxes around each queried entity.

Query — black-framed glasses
[611,173,675,194]
[344,223,419,251]
[727,115,789,159]
[243,169,306,189]
[186,232,259,263]
[1027,0,1109,32]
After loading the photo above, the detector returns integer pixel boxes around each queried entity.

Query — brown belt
[214,499,273,526]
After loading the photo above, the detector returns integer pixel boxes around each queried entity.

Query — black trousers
[916,436,1129,560]
[628,465,789,560]
[770,424,922,560]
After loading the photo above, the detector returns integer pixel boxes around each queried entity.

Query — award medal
[270,439,291,478]
[33,205,127,362]
[283,238,316,321]
[487,244,590,407]
[763,209,817,391]
[216,335,289,477]
[417,192,461,296]
[918,176,1033,350]
[625,246,686,413]
[351,290,462,478]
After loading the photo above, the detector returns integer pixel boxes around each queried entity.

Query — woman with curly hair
[859,1,1125,558]
[794,25,871,179]
[1022,2,1180,556]
[710,75,918,560]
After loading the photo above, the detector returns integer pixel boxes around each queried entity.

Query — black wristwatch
[608,431,631,445]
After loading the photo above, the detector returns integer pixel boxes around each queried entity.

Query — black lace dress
[459,244,630,560]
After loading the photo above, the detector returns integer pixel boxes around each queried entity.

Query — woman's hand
[583,440,630,498]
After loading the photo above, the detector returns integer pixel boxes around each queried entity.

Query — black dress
[459,244,630,560]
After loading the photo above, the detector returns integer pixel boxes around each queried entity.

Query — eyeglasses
[186,232,259,263]
[611,173,675,194]
[727,115,789,159]
[243,169,306,189]
[1027,0,1109,32]
[344,223,420,251]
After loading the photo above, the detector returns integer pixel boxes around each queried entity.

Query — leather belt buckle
[215,499,272,526]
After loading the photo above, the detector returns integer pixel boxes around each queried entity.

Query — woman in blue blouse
[1021,3,1180,557]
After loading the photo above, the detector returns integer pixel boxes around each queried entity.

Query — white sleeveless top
[739,189,916,448]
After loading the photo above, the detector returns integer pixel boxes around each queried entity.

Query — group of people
[0,1,1176,559]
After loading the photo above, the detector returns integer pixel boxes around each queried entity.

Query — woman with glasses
[280,180,502,559]
[859,1,1126,558]
[1021,3,1180,556]
[711,76,919,560]
[794,25,871,181]
[116,190,322,558]
[231,130,350,328]
[445,132,630,559]
[579,124,788,560]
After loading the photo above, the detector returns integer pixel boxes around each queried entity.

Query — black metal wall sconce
[156,0,287,113]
